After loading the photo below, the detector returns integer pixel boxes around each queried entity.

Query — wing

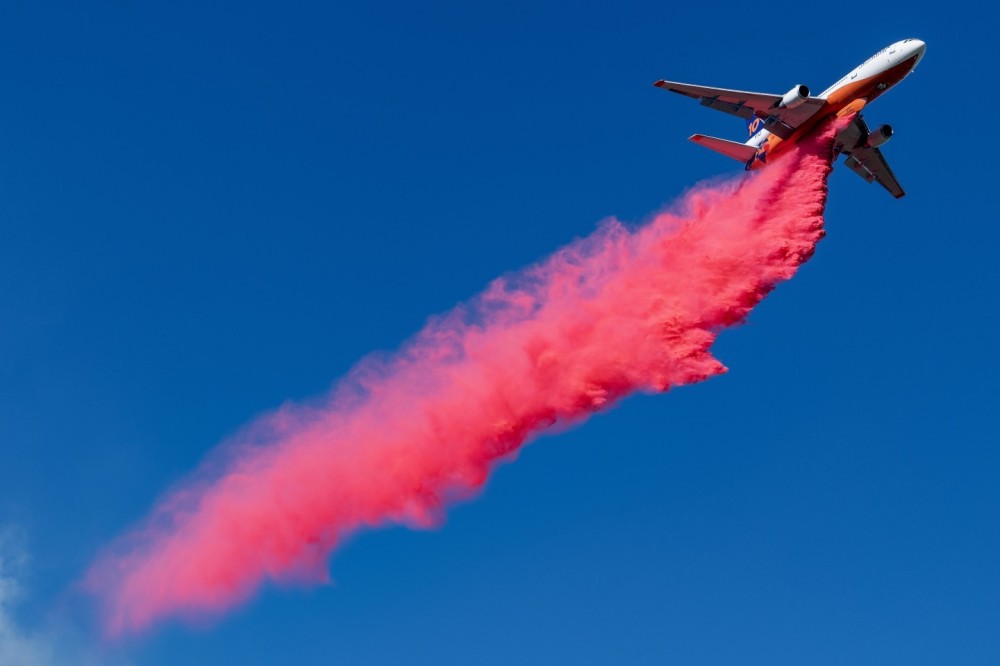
[844,149,905,199]
[653,79,827,140]
[836,114,906,199]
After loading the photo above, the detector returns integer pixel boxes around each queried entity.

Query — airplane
[653,39,926,198]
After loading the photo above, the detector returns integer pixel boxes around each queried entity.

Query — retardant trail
[86,120,843,637]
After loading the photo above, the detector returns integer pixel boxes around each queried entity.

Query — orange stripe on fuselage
[747,55,919,170]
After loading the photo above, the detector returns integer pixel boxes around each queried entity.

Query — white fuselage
[746,39,926,149]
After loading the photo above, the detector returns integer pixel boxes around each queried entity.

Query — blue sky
[1,1,997,664]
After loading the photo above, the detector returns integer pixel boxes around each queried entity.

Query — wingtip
[653,79,667,88]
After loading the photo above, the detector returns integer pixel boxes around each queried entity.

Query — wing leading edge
[653,79,827,140]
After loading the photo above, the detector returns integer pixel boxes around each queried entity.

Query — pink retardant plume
[85,119,845,637]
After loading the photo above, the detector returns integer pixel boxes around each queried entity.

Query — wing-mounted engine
[866,124,893,147]
[776,85,810,109]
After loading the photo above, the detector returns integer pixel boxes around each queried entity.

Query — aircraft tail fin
[689,134,757,164]
[746,115,766,138]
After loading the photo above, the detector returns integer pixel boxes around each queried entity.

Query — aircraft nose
[909,39,926,64]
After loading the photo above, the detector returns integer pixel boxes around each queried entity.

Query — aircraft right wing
[653,80,827,140]
[836,114,906,199]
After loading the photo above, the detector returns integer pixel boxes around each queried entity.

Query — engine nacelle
[778,84,810,109]
[866,124,893,148]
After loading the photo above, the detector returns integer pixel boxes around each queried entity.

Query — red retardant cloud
[85,120,844,637]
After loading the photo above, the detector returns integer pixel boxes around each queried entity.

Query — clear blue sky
[1,1,997,664]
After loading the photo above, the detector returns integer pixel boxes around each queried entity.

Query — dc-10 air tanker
[655,39,926,198]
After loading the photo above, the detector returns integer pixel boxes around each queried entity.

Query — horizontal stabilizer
[689,134,757,163]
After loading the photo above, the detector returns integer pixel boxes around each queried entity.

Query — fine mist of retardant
[85,119,844,637]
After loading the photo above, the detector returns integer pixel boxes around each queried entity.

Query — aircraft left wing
[843,149,905,199]
[653,80,827,139]
[836,114,905,199]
